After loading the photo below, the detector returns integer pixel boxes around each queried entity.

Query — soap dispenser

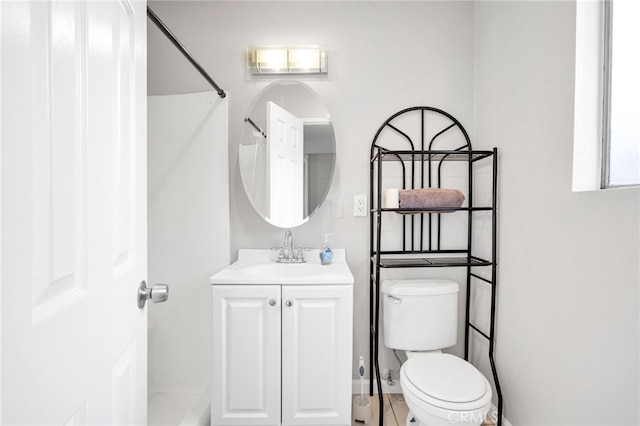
[319,233,333,265]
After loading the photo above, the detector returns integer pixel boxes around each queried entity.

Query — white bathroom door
[1,1,147,424]
[267,101,304,226]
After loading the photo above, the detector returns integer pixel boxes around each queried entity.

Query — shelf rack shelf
[368,106,502,426]
[371,148,495,163]
[373,255,492,268]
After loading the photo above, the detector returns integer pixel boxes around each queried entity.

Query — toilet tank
[382,279,459,351]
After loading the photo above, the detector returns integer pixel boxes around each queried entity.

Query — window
[602,0,640,188]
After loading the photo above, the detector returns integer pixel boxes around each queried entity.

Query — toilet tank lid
[381,279,459,296]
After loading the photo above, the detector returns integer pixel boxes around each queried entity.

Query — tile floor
[351,393,407,426]
[352,393,495,426]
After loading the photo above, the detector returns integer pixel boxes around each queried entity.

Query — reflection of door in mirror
[267,101,304,226]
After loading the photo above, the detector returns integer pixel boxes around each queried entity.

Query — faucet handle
[283,229,294,248]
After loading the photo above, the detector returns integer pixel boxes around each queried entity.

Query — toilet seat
[400,352,492,411]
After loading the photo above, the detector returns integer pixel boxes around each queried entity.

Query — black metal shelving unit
[368,107,502,426]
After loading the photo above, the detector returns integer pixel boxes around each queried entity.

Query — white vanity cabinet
[211,285,282,426]
[211,283,353,426]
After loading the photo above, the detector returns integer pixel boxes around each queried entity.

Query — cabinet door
[212,285,282,426]
[282,285,353,426]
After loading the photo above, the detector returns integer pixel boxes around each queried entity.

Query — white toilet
[382,279,492,426]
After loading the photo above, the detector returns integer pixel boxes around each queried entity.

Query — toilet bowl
[400,352,491,426]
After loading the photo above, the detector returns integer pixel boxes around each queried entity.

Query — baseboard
[352,379,402,395]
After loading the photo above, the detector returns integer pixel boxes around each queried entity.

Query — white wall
[147,1,640,424]
[147,0,476,383]
[474,1,639,424]
[147,92,229,395]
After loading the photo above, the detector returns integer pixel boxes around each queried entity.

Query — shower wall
[147,92,229,395]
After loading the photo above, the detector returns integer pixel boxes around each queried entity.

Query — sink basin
[243,263,327,278]
[210,249,354,285]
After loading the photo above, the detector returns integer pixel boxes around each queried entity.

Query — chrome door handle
[269,299,277,306]
[285,300,293,307]
[137,280,169,309]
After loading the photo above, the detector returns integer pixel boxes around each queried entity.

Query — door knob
[269,299,277,306]
[285,300,293,307]
[137,280,169,309]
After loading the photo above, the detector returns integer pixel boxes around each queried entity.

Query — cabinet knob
[285,300,293,307]
[269,299,277,306]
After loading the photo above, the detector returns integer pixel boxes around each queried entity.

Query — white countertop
[210,249,354,285]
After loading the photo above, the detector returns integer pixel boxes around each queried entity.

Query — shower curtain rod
[147,6,227,99]
[244,117,267,139]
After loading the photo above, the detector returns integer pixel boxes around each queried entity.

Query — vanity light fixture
[248,45,328,75]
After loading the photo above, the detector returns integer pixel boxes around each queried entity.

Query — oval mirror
[240,81,336,228]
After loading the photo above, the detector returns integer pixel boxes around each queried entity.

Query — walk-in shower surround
[147,92,229,396]
[147,1,640,425]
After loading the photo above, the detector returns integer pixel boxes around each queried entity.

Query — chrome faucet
[277,229,305,263]
[284,229,293,254]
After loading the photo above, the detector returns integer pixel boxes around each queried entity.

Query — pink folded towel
[385,188,465,213]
